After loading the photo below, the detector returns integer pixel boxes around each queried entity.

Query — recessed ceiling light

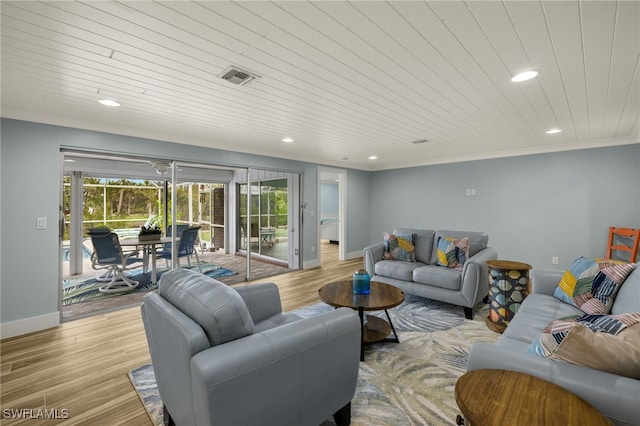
[98,99,120,107]
[282,137,293,143]
[511,70,538,82]
[368,155,378,160]
[545,128,562,134]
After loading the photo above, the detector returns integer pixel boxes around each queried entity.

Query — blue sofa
[467,265,640,425]
[363,229,497,319]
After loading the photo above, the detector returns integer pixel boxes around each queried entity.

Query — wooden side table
[485,260,532,333]
[455,369,611,425]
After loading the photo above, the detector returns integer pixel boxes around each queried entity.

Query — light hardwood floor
[0,242,361,425]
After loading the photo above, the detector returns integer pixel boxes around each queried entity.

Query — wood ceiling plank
[581,1,618,140]
[541,1,590,141]
[605,1,640,138]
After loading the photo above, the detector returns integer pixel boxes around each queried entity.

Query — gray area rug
[128,295,498,425]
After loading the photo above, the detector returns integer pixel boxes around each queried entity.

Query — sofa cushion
[553,257,635,314]
[158,268,255,346]
[413,265,461,291]
[430,230,488,264]
[375,260,424,281]
[394,228,435,264]
[502,293,585,345]
[383,232,416,262]
[528,312,640,379]
[436,236,470,271]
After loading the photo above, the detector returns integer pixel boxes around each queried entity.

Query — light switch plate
[36,217,47,230]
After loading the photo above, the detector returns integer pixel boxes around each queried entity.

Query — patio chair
[88,227,139,282]
[156,226,202,272]
[89,232,144,293]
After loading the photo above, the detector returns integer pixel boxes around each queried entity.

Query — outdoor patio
[61,240,291,320]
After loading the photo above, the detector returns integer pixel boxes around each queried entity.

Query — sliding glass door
[238,178,288,264]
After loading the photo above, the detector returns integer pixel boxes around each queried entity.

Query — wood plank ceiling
[1,1,638,170]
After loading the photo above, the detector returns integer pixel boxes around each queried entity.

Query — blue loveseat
[363,229,497,319]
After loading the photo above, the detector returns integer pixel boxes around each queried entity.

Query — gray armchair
[141,269,361,426]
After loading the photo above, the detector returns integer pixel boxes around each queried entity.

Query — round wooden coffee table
[318,280,404,361]
[455,369,612,425]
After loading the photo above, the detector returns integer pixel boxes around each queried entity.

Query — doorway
[318,167,347,264]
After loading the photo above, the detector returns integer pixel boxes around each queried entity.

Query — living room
[1,1,639,424]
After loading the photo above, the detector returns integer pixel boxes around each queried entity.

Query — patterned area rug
[128,295,498,425]
[63,262,236,306]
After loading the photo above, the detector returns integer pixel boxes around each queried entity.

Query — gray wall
[369,144,640,270]
[345,169,372,254]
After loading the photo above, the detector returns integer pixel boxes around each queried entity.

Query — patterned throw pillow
[527,312,640,379]
[553,257,635,314]
[383,232,416,262]
[436,236,470,271]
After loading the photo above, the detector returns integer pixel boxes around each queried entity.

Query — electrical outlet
[552,256,559,265]
[471,188,477,196]
[466,188,471,196]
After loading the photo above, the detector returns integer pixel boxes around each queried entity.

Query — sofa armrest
[234,282,283,324]
[190,307,361,425]
[460,247,498,306]
[363,242,385,276]
[530,269,563,295]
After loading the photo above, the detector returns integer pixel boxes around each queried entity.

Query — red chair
[606,227,640,263]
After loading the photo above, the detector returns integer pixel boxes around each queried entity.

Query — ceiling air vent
[219,66,260,86]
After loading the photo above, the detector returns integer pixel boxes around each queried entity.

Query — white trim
[1,312,60,339]
[345,250,363,261]
[303,259,321,269]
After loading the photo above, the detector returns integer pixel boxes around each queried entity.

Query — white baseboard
[303,259,321,269]
[345,250,364,261]
[1,312,60,339]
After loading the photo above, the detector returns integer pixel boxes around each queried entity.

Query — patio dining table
[120,237,172,284]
